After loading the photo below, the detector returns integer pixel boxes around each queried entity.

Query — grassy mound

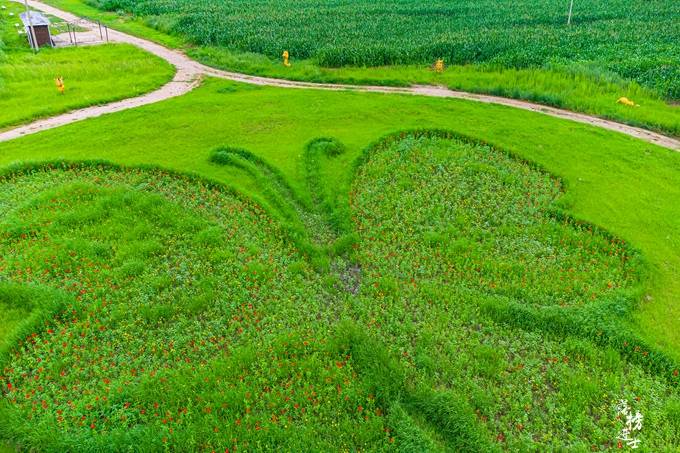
[0,134,677,450]
[352,135,638,308]
[0,164,371,450]
[349,135,679,449]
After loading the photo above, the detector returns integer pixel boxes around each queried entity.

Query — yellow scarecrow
[55,76,65,95]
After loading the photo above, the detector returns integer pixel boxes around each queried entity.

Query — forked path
[2,0,679,151]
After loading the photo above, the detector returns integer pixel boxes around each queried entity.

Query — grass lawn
[36,0,680,138]
[0,77,678,361]
[0,0,174,130]
[192,47,680,137]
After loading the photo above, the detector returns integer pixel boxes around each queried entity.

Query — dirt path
[2,0,679,151]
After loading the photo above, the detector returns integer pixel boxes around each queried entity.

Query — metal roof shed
[20,11,53,49]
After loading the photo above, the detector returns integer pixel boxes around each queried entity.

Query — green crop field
[0,79,679,450]
[0,0,174,130]
[92,0,679,99]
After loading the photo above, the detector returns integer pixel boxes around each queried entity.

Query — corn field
[94,0,680,99]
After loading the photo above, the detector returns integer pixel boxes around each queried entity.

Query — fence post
[567,0,574,25]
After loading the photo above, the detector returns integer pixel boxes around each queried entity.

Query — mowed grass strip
[190,48,680,138]
[0,78,678,361]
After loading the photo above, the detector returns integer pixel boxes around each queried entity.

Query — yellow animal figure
[617,97,638,107]
[282,50,291,67]
[434,58,445,73]
[55,76,65,95]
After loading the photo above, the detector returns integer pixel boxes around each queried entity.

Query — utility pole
[23,0,39,52]
[567,0,574,26]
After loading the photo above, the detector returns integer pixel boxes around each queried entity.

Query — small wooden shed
[20,11,53,49]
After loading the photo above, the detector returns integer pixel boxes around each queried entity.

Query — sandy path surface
[2,0,679,151]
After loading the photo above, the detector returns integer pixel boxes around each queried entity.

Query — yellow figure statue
[617,97,638,107]
[55,76,65,95]
[282,50,291,67]
[434,59,445,73]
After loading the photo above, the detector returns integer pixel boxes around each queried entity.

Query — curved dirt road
[2,0,679,151]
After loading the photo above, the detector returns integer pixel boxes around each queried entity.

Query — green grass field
[0,79,678,448]
[1,1,680,449]
[36,0,680,138]
[0,0,174,130]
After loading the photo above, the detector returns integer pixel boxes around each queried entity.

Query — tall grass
[1,148,675,449]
